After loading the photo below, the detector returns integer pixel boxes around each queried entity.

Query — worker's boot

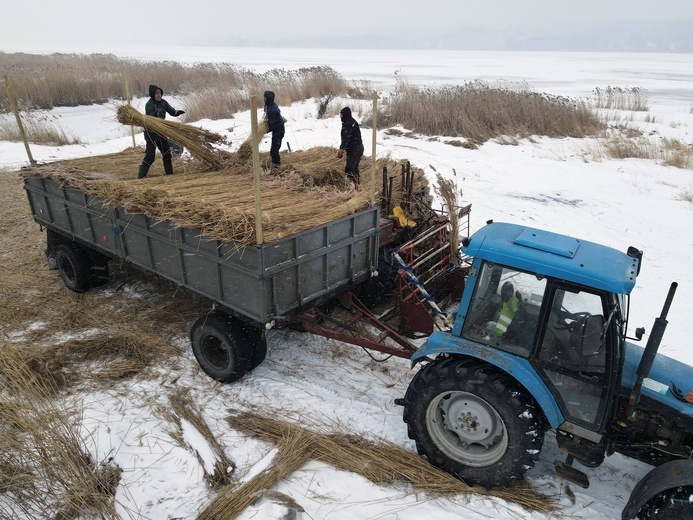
[137,164,149,179]
[163,158,173,176]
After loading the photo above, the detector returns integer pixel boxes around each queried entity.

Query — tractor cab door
[532,284,615,433]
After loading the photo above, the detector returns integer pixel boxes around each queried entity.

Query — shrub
[676,187,693,202]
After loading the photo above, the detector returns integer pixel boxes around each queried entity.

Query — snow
[2,47,693,519]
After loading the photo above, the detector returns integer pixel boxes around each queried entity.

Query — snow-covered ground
[2,48,693,519]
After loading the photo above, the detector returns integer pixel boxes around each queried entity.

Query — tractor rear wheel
[403,357,544,488]
[190,311,255,383]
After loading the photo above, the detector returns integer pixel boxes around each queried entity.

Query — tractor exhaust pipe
[627,281,678,417]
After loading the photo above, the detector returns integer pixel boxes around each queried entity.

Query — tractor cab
[458,260,624,434]
[448,222,639,436]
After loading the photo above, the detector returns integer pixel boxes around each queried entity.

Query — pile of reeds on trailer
[21,147,430,246]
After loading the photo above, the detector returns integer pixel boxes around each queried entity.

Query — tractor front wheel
[403,357,544,488]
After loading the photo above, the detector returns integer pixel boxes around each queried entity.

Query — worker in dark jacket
[137,84,185,179]
[264,90,285,166]
[337,107,364,187]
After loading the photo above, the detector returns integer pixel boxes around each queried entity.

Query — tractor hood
[622,341,693,428]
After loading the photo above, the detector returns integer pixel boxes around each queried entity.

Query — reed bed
[116,104,232,169]
[196,411,558,518]
[21,147,429,246]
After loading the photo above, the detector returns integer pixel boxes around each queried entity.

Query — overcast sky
[2,0,693,52]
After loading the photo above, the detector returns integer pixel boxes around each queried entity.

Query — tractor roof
[462,222,639,294]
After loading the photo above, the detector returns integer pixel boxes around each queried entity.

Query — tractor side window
[462,263,546,357]
[536,287,608,428]
[539,288,606,373]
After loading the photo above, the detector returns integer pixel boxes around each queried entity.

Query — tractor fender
[413,331,565,428]
[621,459,693,520]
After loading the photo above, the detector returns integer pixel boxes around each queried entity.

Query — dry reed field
[0,52,362,119]
[369,80,603,144]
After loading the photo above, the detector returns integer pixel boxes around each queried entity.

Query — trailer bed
[24,175,380,325]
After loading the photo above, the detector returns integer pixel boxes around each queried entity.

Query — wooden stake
[4,75,36,166]
[371,91,378,206]
[250,95,263,245]
[123,71,136,148]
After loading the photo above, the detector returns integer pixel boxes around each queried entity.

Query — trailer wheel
[55,243,93,293]
[403,357,544,488]
[190,312,254,383]
[639,486,693,519]
[89,253,110,288]
[244,326,267,371]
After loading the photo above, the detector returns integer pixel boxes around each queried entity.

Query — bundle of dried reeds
[198,411,559,518]
[236,119,268,162]
[198,435,313,520]
[167,391,236,488]
[116,104,232,169]
[434,173,463,262]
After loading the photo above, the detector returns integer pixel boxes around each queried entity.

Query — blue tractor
[402,221,693,519]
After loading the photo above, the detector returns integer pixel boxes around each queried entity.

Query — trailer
[23,173,462,382]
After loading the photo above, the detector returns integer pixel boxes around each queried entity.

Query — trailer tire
[89,253,110,288]
[245,327,267,371]
[639,486,693,519]
[403,357,544,488]
[56,243,93,293]
[190,311,254,383]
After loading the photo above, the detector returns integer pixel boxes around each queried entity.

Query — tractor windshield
[461,262,547,357]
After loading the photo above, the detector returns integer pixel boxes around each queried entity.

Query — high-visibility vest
[494,296,519,337]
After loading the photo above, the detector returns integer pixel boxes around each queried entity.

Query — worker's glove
[337,148,344,159]
[176,110,185,116]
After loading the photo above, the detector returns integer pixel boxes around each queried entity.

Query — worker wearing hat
[337,107,364,187]
[137,84,185,179]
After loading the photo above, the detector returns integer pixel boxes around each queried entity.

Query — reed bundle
[116,104,232,169]
[196,411,558,518]
[434,173,463,262]
[236,119,268,162]
[167,391,236,488]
